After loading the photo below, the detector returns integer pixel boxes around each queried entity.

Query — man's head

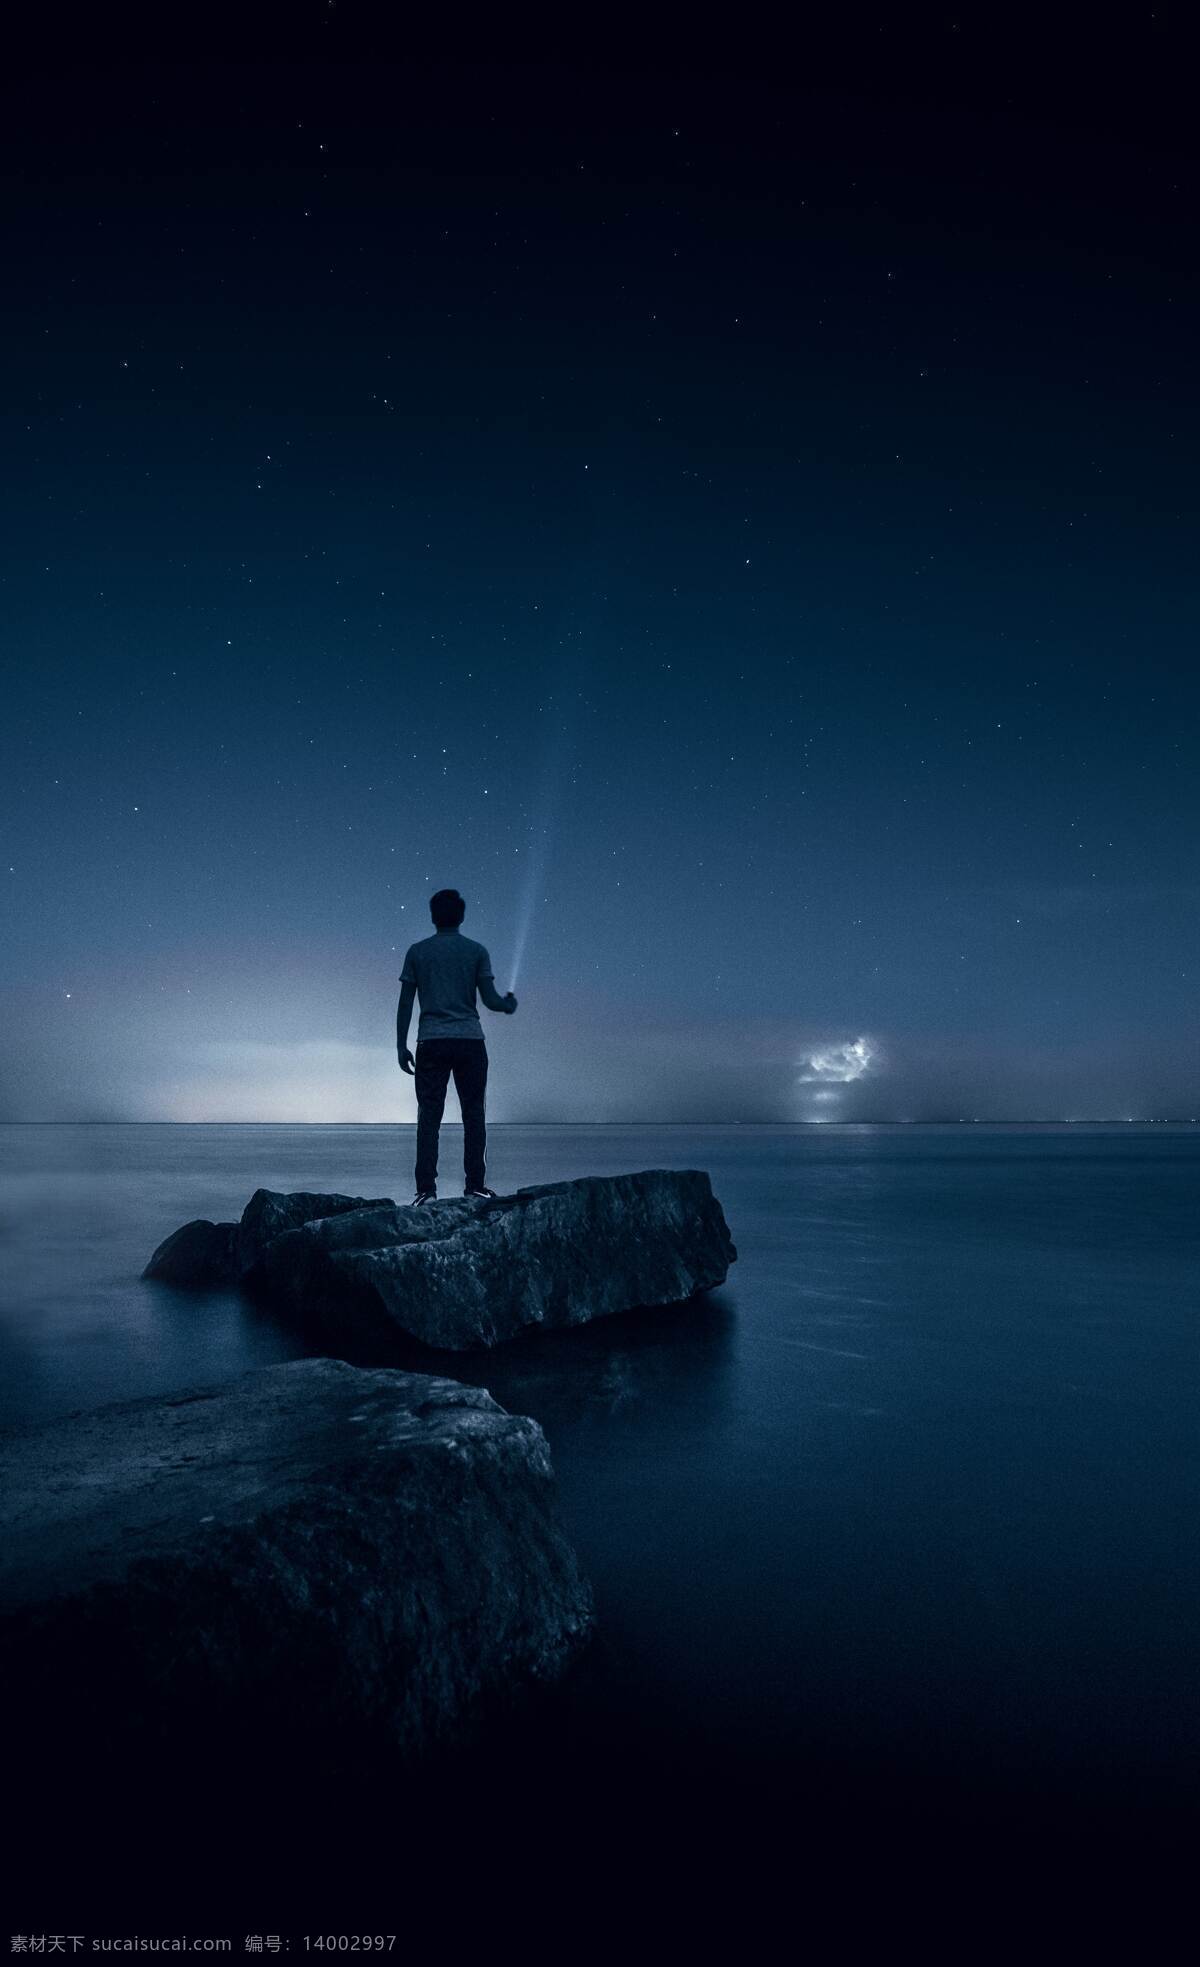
[429,888,466,929]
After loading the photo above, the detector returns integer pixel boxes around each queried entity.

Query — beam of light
[509,833,550,992]
[506,637,591,993]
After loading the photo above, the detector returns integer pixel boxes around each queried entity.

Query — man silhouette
[397,888,517,1204]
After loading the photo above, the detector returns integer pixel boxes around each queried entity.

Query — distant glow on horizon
[154,1040,413,1124]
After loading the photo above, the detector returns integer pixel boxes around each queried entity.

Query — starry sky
[3,8,1198,1123]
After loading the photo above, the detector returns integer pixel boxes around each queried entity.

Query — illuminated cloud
[798,1037,877,1084]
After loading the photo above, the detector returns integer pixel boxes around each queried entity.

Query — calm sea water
[2,1121,1197,1908]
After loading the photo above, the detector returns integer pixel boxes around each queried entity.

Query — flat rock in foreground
[0,1359,592,1754]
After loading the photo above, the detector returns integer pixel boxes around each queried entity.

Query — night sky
[3,9,1198,1123]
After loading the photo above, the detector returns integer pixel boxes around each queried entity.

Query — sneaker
[412,1190,437,1206]
[464,1186,498,1200]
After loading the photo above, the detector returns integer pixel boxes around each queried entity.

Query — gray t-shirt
[400,931,493,1041]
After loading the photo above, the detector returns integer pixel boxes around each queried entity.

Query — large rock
[144,1170,737,1349]
[0,1359,592,1755]
[248,1169,736,1349]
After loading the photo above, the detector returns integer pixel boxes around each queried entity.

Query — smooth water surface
[1,1121,1197,1877]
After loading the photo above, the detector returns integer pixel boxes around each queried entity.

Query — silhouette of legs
[414,1040,488,1193]
[414,1044,452,1192]
[452,1044,488,1190]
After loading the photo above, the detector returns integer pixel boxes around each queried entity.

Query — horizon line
[1,1118,1197,1128]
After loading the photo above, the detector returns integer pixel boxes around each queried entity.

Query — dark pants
[414,1039,488,1193]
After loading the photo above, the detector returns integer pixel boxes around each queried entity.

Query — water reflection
[243,1281,739,1441]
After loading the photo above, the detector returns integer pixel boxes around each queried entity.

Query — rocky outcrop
[143,1188,393,1286]
[235,1188,395,1274]
[0,1358,592,1755]
[140,1215,239,1286]
[256,1170,736,1348]
[146,1170,736,1349]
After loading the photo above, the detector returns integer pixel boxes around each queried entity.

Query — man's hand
[504,992,518,1014]
[399,1048,415,1074]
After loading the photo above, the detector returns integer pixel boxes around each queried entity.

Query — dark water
[2,1123,1197,1923]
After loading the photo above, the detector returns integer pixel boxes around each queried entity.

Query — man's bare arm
[397,982,417,1070]
[479,977,517,1014]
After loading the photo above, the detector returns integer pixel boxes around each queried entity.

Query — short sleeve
[399,946,416,985]
[476,945,494,982]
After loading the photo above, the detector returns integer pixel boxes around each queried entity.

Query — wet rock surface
[0,1358,592,1754]
[139,1214,239,1286]
[144,1188,393,1286]
[146,1170,737,1349]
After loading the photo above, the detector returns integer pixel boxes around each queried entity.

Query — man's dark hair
[430,888,466,928]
